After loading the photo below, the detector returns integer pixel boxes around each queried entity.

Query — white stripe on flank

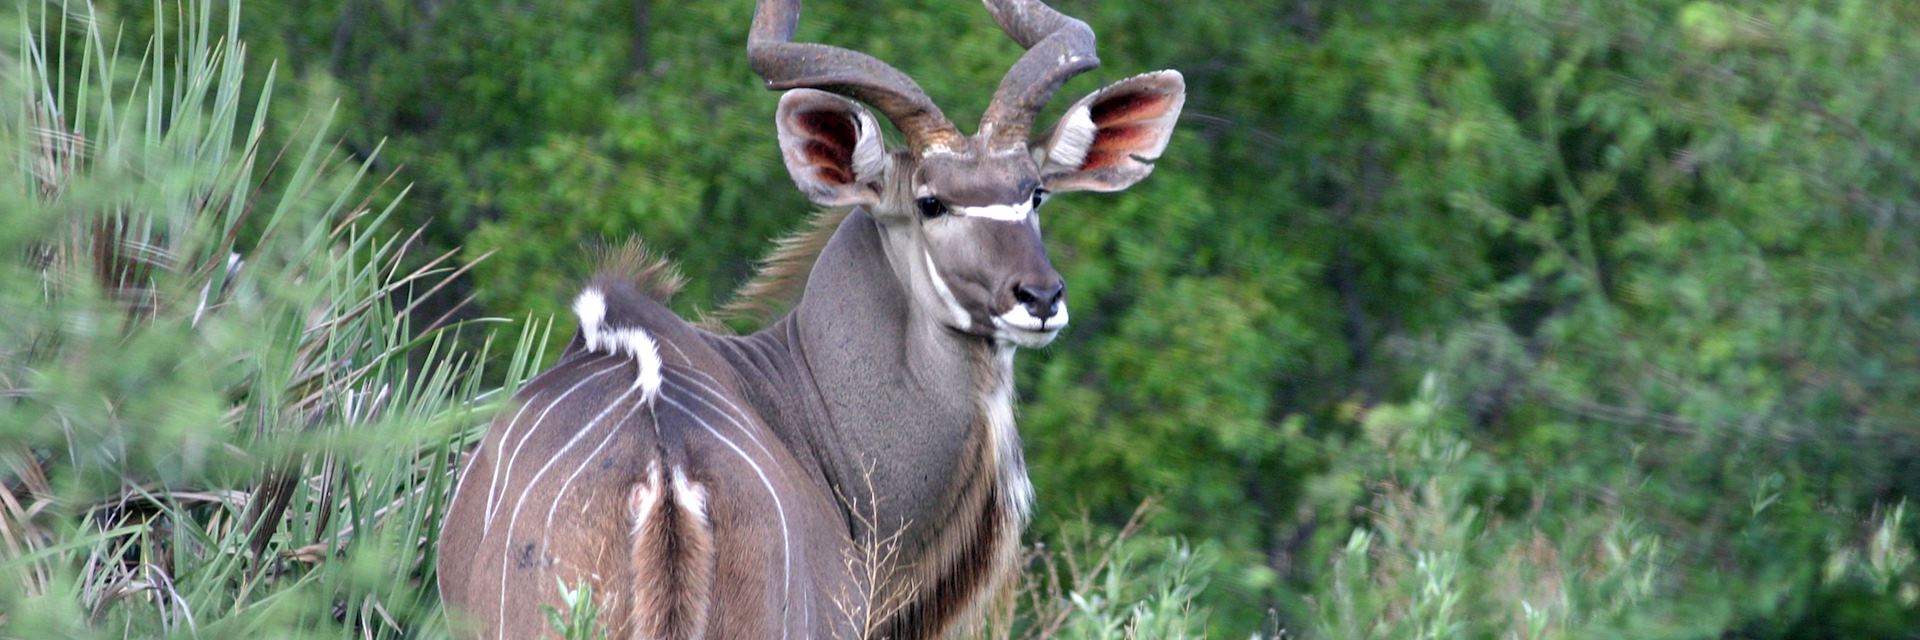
[475,358,592,523]
[952,200,1032,222]
[540,384,651,556]
[441,358,578,601]
[485,360,624,532]
[496,364,647,640]
[453,389,529,518]
[475,389,545,527]
[659,336,692,367]
[663,371,776,462]
[656,389,792,640]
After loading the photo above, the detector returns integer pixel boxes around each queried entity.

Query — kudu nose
[1013,282,1066,320]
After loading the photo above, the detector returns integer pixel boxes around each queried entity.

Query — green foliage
[1051,542,1212,640]
[1307,378,1671,638]
[10,0,1920,637]
[991,504,1218,640]
[0,2,550,635]
[543,578,609,640]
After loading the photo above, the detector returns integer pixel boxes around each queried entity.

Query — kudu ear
[1034,70,1185,193]
[775,89,893,207]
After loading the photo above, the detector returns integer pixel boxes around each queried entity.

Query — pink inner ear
[1080,150,1130,172]
[1090,124,1154,150]
[796,110,857,145]
[813,164,853,185]
[804,141,854,185]
[1082,122,1163,172]
[794,110,858,185]
[1090,91,1174,128]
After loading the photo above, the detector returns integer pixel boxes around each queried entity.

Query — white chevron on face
[951,200,1032,221]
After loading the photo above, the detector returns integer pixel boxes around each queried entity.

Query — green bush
[0,2,550,635]
[10,0,1920,637]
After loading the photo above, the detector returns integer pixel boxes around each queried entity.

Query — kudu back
[436,1,1185,637]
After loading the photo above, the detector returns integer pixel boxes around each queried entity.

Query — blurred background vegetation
[4,0,1920,637]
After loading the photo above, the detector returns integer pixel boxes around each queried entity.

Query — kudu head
[749,0,1185,348]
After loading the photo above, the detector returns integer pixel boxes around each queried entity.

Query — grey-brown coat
[435,1,1186,637]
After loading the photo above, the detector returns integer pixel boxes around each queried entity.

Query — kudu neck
[739,208,1004,544]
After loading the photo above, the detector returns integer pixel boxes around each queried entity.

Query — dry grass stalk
[832,458,919,639]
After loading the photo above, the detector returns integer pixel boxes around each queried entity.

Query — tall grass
[0,1,549,636]
[0,2,1213,637]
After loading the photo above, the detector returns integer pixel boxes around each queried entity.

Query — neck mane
[707,207,853,329]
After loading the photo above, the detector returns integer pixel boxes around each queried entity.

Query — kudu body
[436,1,1185,637]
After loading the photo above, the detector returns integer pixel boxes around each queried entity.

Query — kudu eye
[1030,188,1050,208]
[916,196,948,219]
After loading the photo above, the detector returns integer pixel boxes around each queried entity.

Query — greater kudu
[435,1,1185,637]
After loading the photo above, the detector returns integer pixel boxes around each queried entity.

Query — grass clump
[0,1,546,636]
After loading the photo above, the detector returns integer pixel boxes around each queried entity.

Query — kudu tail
[627,461,716,640]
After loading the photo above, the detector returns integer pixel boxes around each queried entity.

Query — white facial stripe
[923,250,972,329]
[952,200,1033,222]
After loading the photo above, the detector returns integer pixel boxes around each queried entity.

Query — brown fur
[878,343,1024,638]
[705,207,852,328]
[627,464,716,640]
[442,62,1180,640]
[595,238,688,301]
